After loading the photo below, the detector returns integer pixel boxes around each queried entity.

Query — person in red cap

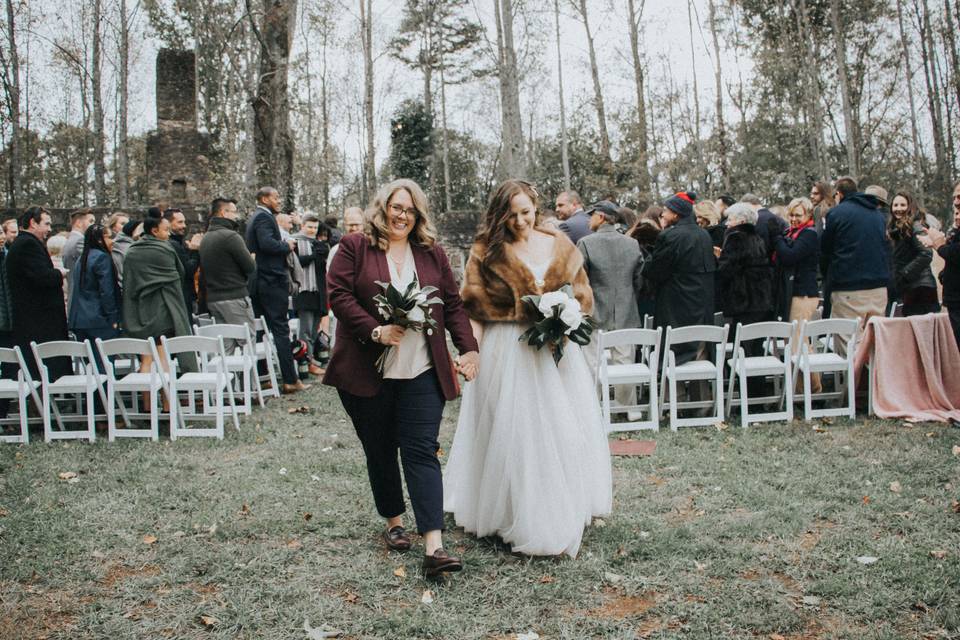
[641,191,717,363]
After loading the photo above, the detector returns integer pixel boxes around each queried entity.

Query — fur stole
[461,227,594,322]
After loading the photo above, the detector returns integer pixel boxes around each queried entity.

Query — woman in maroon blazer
[324,178,479,578]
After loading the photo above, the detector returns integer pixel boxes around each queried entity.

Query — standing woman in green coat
[122,215,196,375]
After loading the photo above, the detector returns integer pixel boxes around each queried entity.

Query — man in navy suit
[245,186,309,394]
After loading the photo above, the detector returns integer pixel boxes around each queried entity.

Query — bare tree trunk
[917,0,948,194]
[320,11,330,214]
[575,0,612,169]
[91,0,106,204]
[493,0,525,178]
[554,0,570,191]
[897,0,926,197]
[251,0,298,211]
[627,0,649,196]
[942,0,960,114]
[361,0,375,200]
[117,0,130,207]
[707,0,730,192]
[3,0,21,207]
[439,47,452,212]
[686,0,704,186]
[829,0,861,177]
[795,0,828,179]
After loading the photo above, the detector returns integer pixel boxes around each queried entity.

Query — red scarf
[786,219,814,242]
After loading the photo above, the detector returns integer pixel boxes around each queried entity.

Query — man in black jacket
[923,182,960,351]
[6,207,71,380]
[165,208,201,313]
[820,176,891,355]
[643,191,716,364]
[245,186,308,394]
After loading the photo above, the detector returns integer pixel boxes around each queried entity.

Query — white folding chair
[96,337,169,441]
[195,313,217,328]
[252,316,281,398]
[792,318,859,421]
[31,340,108,443]
[195,323,264,414]
[162,335,240,440]
[660,324,728,431]
[888,302,903,318]
[0,346,43,443]
[725,321,795,427]
[597,328,662,432]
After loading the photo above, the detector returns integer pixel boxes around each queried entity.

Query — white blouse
[382,243,433,380]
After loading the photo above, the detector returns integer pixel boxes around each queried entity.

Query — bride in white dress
[444,179,612,558]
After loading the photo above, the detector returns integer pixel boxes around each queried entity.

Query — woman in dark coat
[69,224,122,370]
[717,203,773,328]
[627,217,660,322]
[889,191,939,316]
[5,207,71,380]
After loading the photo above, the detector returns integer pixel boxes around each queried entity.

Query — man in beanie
[577,200,644,413]
[642,191,716,362]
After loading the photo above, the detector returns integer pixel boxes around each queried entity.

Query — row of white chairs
[597,318,860,433]
[0,315,286,444]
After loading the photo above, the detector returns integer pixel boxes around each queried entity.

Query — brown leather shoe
[281,381,312,394]
[382,526,412,551]
[422,548,462,578]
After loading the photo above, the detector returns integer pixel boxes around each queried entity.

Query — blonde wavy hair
[366,179,438,251]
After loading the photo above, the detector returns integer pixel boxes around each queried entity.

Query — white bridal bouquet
[518,284,597,365]
[372,276,443,372]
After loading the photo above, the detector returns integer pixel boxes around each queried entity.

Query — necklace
[388,246,406,271]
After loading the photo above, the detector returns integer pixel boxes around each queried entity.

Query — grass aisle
[1,384,959,639]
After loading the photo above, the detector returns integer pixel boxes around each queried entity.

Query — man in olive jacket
[642,191,716,363]
[199,197,256,353]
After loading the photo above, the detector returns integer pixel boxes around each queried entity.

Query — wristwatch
[371,326,382,343]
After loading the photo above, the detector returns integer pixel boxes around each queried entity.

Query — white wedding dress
[443,259,613,558]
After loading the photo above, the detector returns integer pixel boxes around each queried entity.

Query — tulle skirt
[443,322,612,558]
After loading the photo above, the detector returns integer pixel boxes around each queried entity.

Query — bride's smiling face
[505,192,537,241]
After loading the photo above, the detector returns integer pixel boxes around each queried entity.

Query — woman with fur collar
[444,179,612,559]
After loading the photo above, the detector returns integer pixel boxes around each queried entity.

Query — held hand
[455,351,480,381]
[287,239,297,251]
[186,234,203,250]
[921,228,946,249]
[378,325,405,346]
[712,245,722,259]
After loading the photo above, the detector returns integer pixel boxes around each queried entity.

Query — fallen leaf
[603,571,624,584]
[286,539,302,549]
[862,496,871,505]
[855,556,879,565]
[303,512,313,522]
[952,500,960,513]
[539,575,555,584]
[693,560,708,571]
[278,468,288,476]
[889,481,902,494]
[0,507,8,517]
[812,425,827,433]
[926,432,936,438]
[594,518,606,527]
[516,633,540,640]
[321,447,333,452]
[953,445,960,458]
[254,436,265,444]
[287,406,312,415]
[238,504,251,517]
[912,601,930,612]
[142,535,158,545]
[393,566,407,578]
[639,530,651,539]
[198,614,218,627]
[930,549,948,559]
[303,619,342,639]
[57,471,77,481]
[341,591,359,604]
[801,595,821,606]
[770,634,787,640]
[436,447,445,458]
[421,589,434,604]
[310,475,321,481]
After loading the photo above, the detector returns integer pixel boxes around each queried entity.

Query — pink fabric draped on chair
[854,313,960,422]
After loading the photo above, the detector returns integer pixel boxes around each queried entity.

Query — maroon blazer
[322,233,478,400]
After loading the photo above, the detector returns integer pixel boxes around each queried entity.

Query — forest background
[1,0,959,222]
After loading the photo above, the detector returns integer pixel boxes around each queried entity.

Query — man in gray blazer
[577,200,644,412]
[62,208,95,315]
[557,190,593,244]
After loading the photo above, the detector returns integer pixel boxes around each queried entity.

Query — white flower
[407,306,426,323]
[538,291,568,315]
[414,292,428,305]
[564,296,581,313]
[560,305,583,332]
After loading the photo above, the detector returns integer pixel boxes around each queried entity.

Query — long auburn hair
[366,179,437,251]
[78,223,119,291]
[890,190,919,239]
[476,179,541,269]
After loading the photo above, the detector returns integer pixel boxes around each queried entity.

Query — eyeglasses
[388,203,418,218]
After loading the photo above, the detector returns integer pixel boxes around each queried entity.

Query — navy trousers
[338,369,446,534]
[253,279,297,384]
